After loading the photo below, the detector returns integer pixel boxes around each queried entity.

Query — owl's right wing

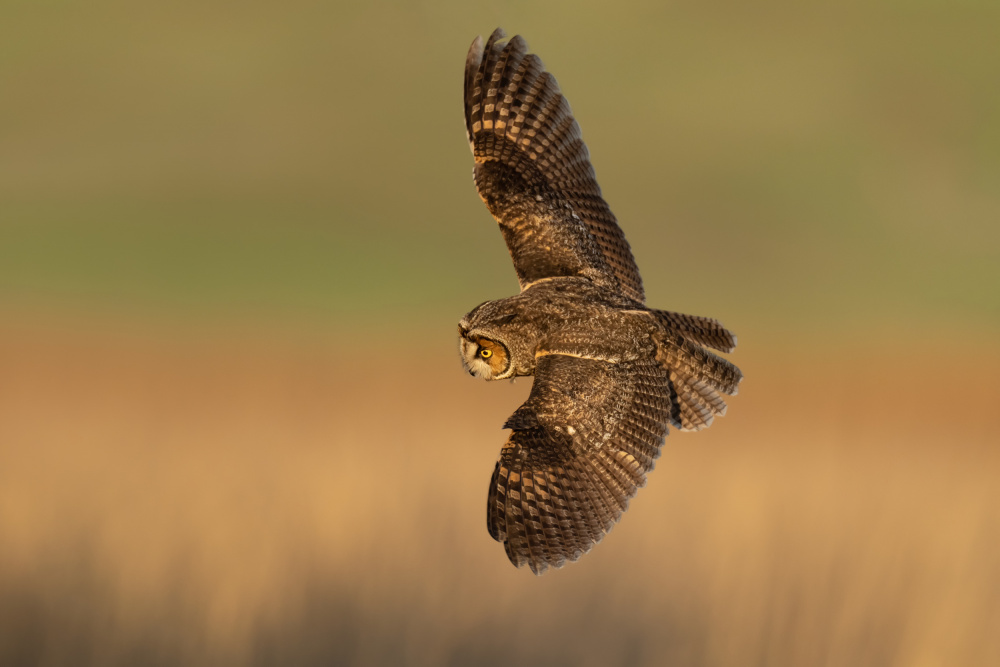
[487,351,680,575]
[465,29,645,303]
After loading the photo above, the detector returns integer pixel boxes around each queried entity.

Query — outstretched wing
[487,351,678,574]
[465,28,645,303]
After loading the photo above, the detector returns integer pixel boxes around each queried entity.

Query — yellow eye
[479,348,493,359]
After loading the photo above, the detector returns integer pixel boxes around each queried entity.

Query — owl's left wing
[487,351,679,574]
[465,29,645,303]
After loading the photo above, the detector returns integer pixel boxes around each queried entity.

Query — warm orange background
[2,2,998,665]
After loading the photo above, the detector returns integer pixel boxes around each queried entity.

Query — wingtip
[468,28,506,66]
[467,34,484,66]
[486,27,506,47]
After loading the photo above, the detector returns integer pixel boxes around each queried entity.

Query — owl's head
[458,328,513,380]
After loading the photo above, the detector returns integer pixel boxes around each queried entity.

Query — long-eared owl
[459,29,743,574]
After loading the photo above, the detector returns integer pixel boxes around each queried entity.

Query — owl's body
[461,278,644,375]
[459,29,742,574]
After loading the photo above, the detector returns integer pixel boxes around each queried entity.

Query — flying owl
[459,28,743,574]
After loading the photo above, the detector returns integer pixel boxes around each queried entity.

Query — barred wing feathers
[465,28,645,303]
[487,353,676,574]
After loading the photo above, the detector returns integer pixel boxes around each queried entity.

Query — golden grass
[1,320,997,666]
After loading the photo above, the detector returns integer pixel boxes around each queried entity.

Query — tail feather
[670,371,728,431]
[657,331,742,396]
[651,309,737,353]
[654,321,742,431]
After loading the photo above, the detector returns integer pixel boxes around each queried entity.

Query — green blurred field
[1,1,999,665]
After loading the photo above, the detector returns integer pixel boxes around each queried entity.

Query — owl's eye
[479,348,493,359]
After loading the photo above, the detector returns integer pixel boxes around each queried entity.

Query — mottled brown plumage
[465,30,644,302]
[459,28,742,574]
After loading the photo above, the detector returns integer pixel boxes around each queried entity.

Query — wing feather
[465,28,645,302]
[487,353,672,573]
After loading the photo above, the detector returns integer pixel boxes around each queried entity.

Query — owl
[459,28,742,574]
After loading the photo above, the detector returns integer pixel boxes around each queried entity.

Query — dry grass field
[1,318,996,666]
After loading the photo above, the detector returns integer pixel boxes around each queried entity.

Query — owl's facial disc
[460,335,510,380]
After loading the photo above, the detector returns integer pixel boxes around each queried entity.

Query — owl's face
[459,331,512,380]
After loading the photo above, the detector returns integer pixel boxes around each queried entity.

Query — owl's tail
[649,309,737,353]
[654,324,742,432]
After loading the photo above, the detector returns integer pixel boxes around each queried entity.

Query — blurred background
[1,1,998,665]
